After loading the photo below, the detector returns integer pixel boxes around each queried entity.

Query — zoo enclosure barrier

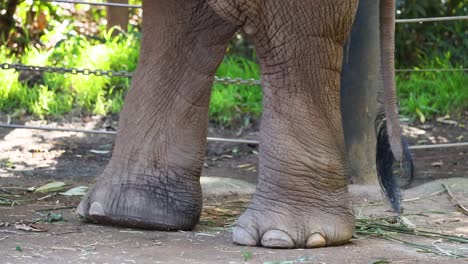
[0,0,467,150]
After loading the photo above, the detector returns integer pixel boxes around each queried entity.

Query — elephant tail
[375,109,414,214]
[377,0,414,213]
[379,0,403,163]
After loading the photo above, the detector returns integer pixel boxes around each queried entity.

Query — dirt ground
[0,115,467,263]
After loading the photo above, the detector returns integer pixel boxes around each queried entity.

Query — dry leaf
[15,223,48,232]
[35,182,67,193]
[90,150,110,155]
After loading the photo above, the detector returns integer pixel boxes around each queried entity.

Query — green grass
[211,56,261,126]
[397,53,468,122]
[0,29,140,118]
[0,31,465,124]
[0,30,262,125]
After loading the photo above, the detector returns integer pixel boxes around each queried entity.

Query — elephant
[77,0,413,249]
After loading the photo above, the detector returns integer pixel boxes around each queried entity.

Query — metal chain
[0,63,133,78]
[1,63,466,84]
[0,63,262,86]
[214,76,261,86]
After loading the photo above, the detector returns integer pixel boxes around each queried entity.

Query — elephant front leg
[210,0,359,248]
[77,1,237,230]
[234,86,355,248]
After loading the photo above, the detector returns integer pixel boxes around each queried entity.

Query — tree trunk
[0,0,20,45]
[106,0,129,33]
[341,0,381,184]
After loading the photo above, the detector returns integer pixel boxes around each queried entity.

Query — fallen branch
[35,206,76,212]
[356,217,468,258]
[443,183,468,216]
[0,230,21,235]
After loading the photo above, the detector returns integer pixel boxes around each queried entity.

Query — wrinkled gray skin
[78,0,402,249]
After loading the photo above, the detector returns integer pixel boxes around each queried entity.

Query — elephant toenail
[261,230,295,248]
[89,202,106,217]
[233,226,258,246]
[306,233,327,248]
[76,202,86,218]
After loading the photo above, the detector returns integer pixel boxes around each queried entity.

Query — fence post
[106,0,129,33]
[341,0,381,185]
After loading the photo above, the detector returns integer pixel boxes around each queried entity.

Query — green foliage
[397,53,467,122]
[1,31,466,124]
[0,26,262,123]
[34,212,64,223]
[211,55,261,126]
[395,0,466,67]
[240,247,253,261]
[0,0,465,125]
[0,29,140,118]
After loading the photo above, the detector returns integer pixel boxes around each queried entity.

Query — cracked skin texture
[78,0,399,249]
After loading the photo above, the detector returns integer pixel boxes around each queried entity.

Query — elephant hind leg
[77,0,238,230]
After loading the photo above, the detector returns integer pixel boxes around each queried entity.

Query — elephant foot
[77,168,202,230]
[233,197,355,248]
